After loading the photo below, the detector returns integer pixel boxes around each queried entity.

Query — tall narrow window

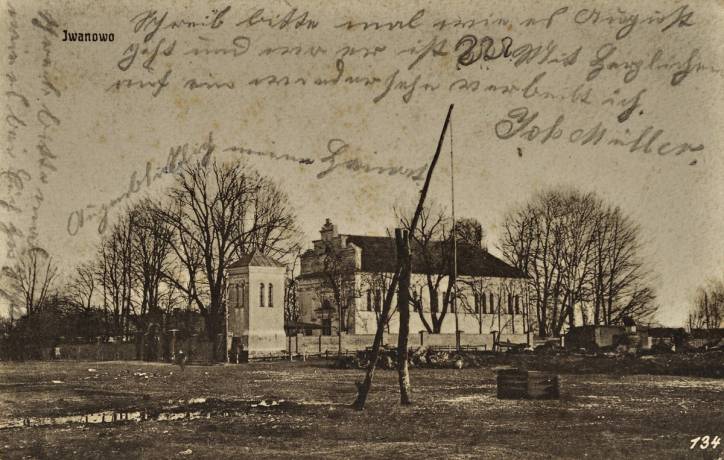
[374,289,381,312]
[474,293,480,314]
[367,290,372,312]
[515,295,520,314]
[268,284,274,307]
[489,292,495,313]
[482,292,487,314]
[235,284,241,308]
[229,283,236,306]
[239,283,245,308]
[508,294,514,314]
[260,283,265,308]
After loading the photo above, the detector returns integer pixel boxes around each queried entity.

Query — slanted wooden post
[352,103,454,410]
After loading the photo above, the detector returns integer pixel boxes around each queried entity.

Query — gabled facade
[226,251,286,358]
[298,219,530,336]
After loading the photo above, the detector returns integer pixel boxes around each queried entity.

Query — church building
[297,219,530,336]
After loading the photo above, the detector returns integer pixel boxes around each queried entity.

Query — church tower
[226,251,286,360]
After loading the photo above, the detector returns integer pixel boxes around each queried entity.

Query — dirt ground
[0,359,722,459]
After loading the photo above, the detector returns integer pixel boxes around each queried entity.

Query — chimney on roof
[320,218,338,242]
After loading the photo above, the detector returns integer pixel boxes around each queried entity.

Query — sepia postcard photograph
[0,0,722,458]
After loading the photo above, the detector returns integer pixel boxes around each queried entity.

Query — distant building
[225,251,287,358]
[565,325,631,350]
[297,219,530,336]
[565,325,689,351]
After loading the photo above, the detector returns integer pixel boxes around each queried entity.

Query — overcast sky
[1,0,722,327]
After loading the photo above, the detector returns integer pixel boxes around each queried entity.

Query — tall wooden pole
[352,104,454,410]
[450,111,460,350]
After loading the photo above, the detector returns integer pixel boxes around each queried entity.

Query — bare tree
[454,217,485,248]
[590,205,656,326]
[314,238,358,350]
[67,262,96,311]
[500,188,656,336]
[130,200,174,318]
[153,158,297,358]
[397,202,456,333]
[690,278,724,329]
[284,248,303,325]
[1,246,59,317]
[96,213,136,337]
[359,271,398,333]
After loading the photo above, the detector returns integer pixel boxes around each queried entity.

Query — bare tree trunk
[396,228,412,405]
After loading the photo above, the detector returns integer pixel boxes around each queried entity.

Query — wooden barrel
[496,369,560,399]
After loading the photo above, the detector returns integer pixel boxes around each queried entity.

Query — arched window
[259,283,265,307]
[268,284,274,307]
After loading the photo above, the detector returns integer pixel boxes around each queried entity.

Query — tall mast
[450,114,460,350]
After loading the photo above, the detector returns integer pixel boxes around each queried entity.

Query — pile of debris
[333,347,508,370]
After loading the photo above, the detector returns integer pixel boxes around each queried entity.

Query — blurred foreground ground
[0,358,722,459]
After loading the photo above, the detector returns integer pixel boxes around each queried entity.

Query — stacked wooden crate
[496,368,560,399]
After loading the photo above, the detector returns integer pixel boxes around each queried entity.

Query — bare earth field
[0,360,722,459]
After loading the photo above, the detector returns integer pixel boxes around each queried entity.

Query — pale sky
[1,0,722,327]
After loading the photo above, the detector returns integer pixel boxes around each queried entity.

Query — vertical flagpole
[450,114,460,351]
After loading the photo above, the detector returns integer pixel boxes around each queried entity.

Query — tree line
[1,159,300,355]
[3,161,688,359]
[689,278,724,330]
[499,188,657,336]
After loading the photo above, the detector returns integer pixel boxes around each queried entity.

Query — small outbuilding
[225,251,287,360]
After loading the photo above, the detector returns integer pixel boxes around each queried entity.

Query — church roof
[340,235,526,278]
[228,251,284,268]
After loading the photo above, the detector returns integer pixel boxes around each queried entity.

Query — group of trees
[689,278,724,329]
[1,173,666,354]
[1,159,300,356]
[396,205,482,333]
[1,247,59,319]
[499,188,657,336]
[0,247,106,350]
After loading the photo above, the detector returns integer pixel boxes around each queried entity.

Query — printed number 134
[690,435,721,450]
